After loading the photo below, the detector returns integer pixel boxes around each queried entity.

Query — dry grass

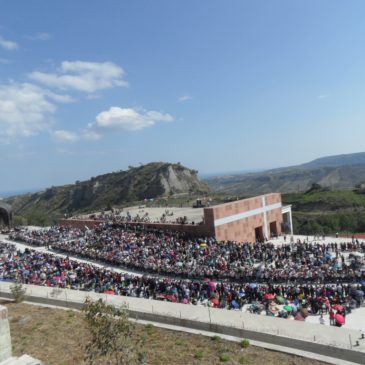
[3,300,329,365]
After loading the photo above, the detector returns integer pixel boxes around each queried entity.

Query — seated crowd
[9,224,365,283]
[0,242,363,324]
[83,209,203,225]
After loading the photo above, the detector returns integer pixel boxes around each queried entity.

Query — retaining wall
[0,282,364,364]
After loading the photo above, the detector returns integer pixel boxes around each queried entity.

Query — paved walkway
[270,234,363,246]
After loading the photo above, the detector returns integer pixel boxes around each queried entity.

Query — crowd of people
[9,224,365,284]
[83,209,202,225]
[2,222,364,327]
[0,241,363,324]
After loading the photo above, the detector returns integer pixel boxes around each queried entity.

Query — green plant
[219,353,230,362]
[145,323,155,335]
[67,310,75,318]
[137,350,147,364]
[240,339,250,348]
[239,356,249,364]
[194,350,204,359]
[211,335,221,342]
[10,282,26,303]
[82,298,144,364]
[175,339,185,346]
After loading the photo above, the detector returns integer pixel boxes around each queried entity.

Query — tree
[82,298,145,365]
[306,183,322,193]
[10,282,26,303]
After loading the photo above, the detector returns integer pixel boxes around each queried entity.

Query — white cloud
[27,32,52,41]
[318,94,329,99]
[53,130,79,142]
[0,35,18,50]
[90,107,174,131]
[50,128,102,143]
[45,91,76,103]
[82,129,102,140]
[178,94,192,102]
[29,61,128,93]
[0,82,73,140]
[0,83,54,138]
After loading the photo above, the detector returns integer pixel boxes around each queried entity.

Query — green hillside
[6,162,210,226]
[283,186,365,235]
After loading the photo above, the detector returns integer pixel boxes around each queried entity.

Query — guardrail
[0,282,364,364]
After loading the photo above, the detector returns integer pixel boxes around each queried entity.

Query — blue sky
[1,1,365,192]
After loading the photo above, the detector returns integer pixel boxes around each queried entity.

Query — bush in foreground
[82,298,145,364]
[240,339,250,348]
[211,335,221,342]
[219,353,231,362]
[10,283,26,303]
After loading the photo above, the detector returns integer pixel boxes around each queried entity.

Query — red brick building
[61,193,292,243]
[203,193,290,242]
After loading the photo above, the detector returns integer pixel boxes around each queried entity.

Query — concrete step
[0,357,18,365]
[0,355,43,365]
[15,355,43,365]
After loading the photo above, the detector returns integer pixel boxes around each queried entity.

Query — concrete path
[272,234,364,246]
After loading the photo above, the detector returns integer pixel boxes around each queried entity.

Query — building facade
[61,193,293,243]
[203,193,291,242]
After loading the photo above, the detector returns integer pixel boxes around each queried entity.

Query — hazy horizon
[2,148,365,196]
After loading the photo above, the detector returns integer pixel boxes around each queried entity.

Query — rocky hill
[7,162,210,224]
[205,152,365,195]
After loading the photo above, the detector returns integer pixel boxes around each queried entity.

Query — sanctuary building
[61,193,293,243]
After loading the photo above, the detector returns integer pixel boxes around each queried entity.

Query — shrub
[239,356,249,364]
[219,353,230,362]
[82,298,144,364]
[194,350,204,359]
[240,339,250,348]
[145,323,155,335]
[211,335,221,342]
[10,283,26,303]
[138,351,147,364]
[175,339,185,346]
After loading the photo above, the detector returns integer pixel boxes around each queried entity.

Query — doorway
[255,226,264,242]
[270,221,278,238]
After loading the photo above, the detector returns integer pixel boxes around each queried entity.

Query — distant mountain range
[204,152,365,195]
[0,188,42,199]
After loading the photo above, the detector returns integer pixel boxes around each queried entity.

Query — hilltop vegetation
[283,185,365,235]
[6,162,210,225]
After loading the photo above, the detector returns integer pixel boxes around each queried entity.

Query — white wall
[0,305,12,362]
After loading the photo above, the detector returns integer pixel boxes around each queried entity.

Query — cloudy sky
[1,1,365,192]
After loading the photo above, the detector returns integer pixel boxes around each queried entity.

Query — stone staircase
[0,355,43,365]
